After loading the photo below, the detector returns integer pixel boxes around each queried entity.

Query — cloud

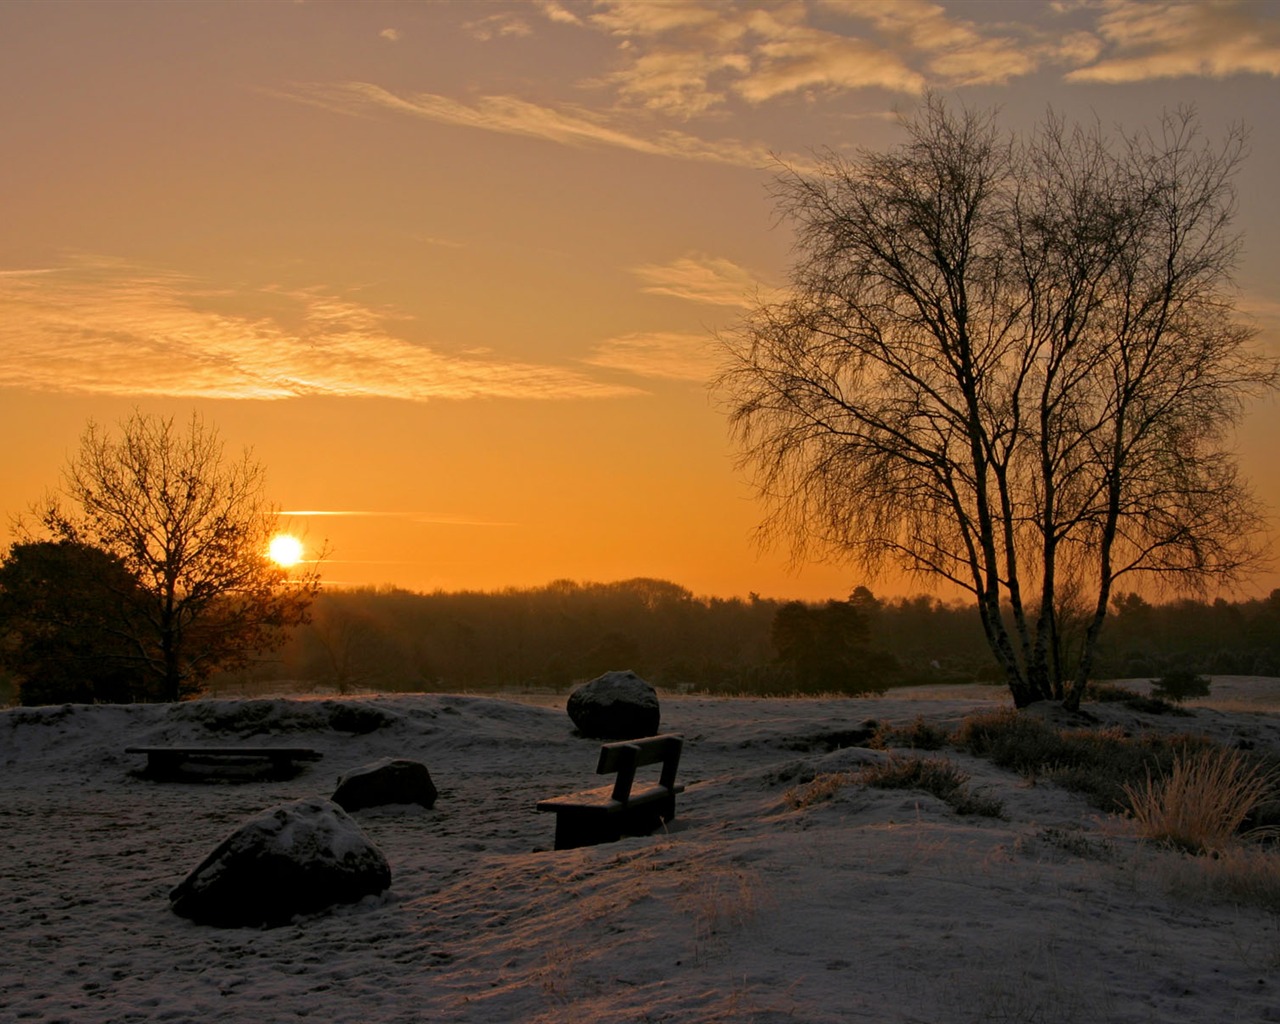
[536,2,583,28]
[379,28,401,43]
[584,0,1073,117]
[824,0,1044,85]
[462,13,533,41]
[631,253,765,307]
[0,259,635,402]
[736,11,927,100]
[278,81,776,167]
[584,331,722,382]
[279,509,518,526]
[1239,293,1280,349]
[1066,0,1280,82]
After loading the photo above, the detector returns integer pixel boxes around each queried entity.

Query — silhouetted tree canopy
[0,541,148,704]
[718,98,1276,709]
[22,411,319,701]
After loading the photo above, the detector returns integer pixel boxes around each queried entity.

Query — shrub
[1084,680,1187,716]
[1161,846,1280,911]
[1151,669,1212,705]
[1123,747,1274,854]
[870,715,951,751]
[953,708,1216,812]
[784,772,855,810]
[951,708,1064,775]
[858,755,1004,817]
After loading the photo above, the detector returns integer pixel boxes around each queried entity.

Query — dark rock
[325,702,397,735]
[567,670,660,739]
[170,797,391,928]
[333,758,438,812]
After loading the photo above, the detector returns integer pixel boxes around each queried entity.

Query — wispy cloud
[535,1,584,28]
[279,509,518,526]
[584,331,722,382]
[278,510,408,517]
[462,13,533,42]
[1239,292,1280,349]
[276,81,775,167]
[584,0,1081,117]
[833,0,1053,86]
[0,259,635,402]
[379,28,401,44]
[632,253,765,307]
[1066,0,1280,83]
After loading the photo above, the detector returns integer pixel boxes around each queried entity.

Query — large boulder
[170,797,391,928]
[567,670,660,740]
[333,758,438,812]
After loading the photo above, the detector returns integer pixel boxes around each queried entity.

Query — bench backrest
[596,734,682,803]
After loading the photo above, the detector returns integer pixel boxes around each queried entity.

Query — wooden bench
[537,734,684,850]
[125,746,322,781]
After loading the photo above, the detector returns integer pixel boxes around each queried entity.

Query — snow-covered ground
[3,680,1280,1023]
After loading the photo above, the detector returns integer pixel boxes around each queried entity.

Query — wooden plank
[125,746,321,759]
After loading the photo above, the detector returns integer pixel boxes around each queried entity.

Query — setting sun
[268,533,304,568]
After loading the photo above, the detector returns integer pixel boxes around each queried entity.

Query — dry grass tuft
[871,715,952,750]
[1159,845,1280,916]
[1122,747,1275,854]
[784,758,1004,817]
[784,771,856,810]
[859,755,1005,818]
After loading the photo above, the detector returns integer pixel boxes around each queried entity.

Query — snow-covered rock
[566,670,660,739]
[169,797,391,927]
[333,757,438,811]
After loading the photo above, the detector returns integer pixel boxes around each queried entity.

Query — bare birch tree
[717,99,1276,709]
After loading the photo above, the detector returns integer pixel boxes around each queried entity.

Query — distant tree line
[6,569,1279,705]
[173,579,1250,698]
[218,579,1277,698]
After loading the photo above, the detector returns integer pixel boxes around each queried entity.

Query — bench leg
[145,752,185,779]
[618,803,674,840]
[554,811,622,851]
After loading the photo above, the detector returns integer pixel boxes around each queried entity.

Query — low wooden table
[125,745,322,781]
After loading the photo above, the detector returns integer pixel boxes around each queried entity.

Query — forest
[196,578,1280,699]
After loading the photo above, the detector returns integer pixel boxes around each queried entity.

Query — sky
[1,0,1278,602]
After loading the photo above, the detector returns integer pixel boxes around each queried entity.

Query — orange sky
[2,1,1279,602]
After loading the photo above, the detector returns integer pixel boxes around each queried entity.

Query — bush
[1123,747,1274,854]
[951,708,1063,774]
[870,715,951,751]
[1162,846,1280,911]
[952,708,1216,812]
[1151,669,1212,704]
[1084,680,1187,715]
[858,755,1004,817]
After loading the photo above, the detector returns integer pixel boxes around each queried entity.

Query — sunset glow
[1,2,1278,601]
[268,534,305,569]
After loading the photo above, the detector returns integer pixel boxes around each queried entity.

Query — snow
[3,681,1280,1023]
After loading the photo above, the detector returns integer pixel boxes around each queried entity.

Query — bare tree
[717,99,1276,709]
[30,411,320,701]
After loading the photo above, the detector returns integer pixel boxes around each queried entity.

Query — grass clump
[952,707,1214,813]
[784,772,855,810]
[859,755,1004,818]
[870,715,951,751]
[1084,680,1188,716]
[783,756,1004,818]
[1123,747,1275,854]
[1161,845,1280,913]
